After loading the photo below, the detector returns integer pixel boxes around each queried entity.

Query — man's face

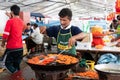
[60,16,71,29]
[27,25,31,29]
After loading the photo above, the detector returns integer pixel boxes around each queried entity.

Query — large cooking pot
[23,53,79,71]
[94,64,120,80]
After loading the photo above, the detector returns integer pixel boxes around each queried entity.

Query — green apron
[57,28,76,55]
[116,25,120,37]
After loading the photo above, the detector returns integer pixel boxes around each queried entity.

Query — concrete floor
[0,41,35,80]
[0,61,36,80]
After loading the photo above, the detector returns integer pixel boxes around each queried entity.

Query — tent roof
[0,0,116,18]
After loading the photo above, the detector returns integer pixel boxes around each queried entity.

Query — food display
[27,53,78,66]
[65,70,99,80]
[95,44,104,49]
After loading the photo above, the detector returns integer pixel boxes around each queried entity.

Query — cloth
[97,53,117,64]
[31,27,43,44]
[2,17,24,49]
[79,58,88,67]
[22,35,29,40]
[57,28,76,55]
[46,25,82,39]
[1,48,23,73]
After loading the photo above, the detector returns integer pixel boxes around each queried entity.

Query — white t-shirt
[31,27,43,44]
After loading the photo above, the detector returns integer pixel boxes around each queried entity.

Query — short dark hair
[58,8,72,20]
[33,23,38,27]
[117,14,120,20]
[10,5,20,15]
[27,23,31,26]
[113,19,117,23]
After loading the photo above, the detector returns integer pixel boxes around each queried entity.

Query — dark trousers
[24,38,37,52]
[2,48,23,73]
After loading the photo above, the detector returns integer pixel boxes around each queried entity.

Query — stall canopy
[31,13,45,18]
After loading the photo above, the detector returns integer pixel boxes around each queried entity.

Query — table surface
[76,42,120,53]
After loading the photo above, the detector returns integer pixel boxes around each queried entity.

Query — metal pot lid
[94,64,120,74]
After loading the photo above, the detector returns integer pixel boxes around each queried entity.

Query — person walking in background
[25,23,44,54]
[1,4,24,77]
[40,8,86,55]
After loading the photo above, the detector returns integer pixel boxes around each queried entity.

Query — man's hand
[1,39,6,48]
[111,37,120,42]
[1,43,5,48]
[68,37,76,47]
[40,26,47,34]
[6,11,12,18]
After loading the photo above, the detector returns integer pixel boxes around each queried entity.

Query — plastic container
[86,60,95,70]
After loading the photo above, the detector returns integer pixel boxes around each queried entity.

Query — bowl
[94,64,120,80]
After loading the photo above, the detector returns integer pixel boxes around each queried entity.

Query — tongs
[57,49,66,56]
[50,49,66,60]
[39,49,66,65]
[49,46,71,61]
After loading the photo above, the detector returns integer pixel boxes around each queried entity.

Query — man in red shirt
[1,5,24,74]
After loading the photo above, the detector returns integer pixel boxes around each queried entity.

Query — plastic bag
[97,53,117,64]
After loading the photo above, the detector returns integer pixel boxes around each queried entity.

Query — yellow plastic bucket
[86,60,95,70]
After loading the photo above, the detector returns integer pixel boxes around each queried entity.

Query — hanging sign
[115,0,120,14]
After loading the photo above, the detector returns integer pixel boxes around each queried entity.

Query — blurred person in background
[111,15,120,46]
[25,23,43,54]
[109,19,118,32]
[23,23,33,36]
[116,14,120,37]
[111,15,120,40]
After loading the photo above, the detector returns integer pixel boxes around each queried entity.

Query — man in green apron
[57,28,76,55]
[40,8,86,55]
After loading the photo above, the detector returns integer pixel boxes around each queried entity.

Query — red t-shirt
[3,17,24,49]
